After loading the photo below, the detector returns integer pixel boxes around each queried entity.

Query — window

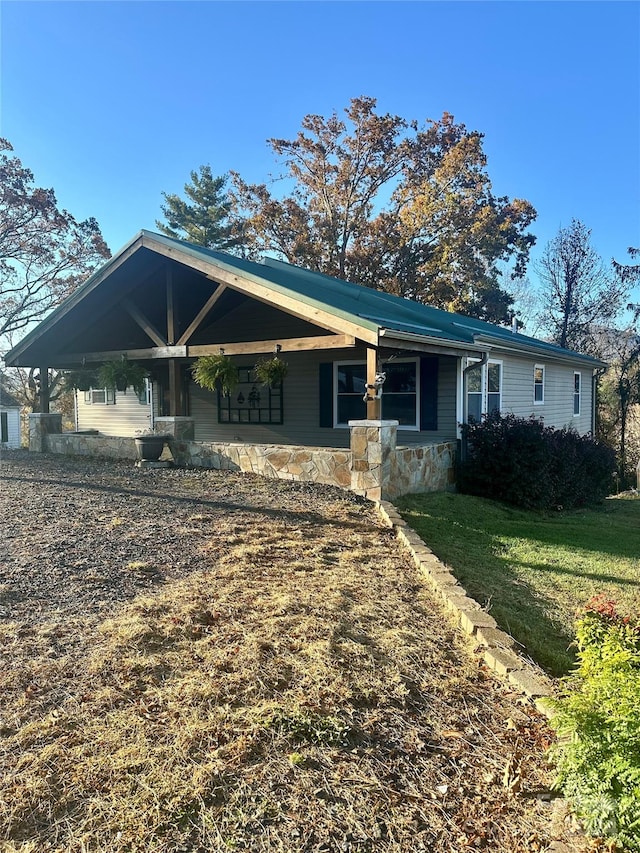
[218,366,283,424]
[335,359,419,429]
[534,365,545,404]
[1,412,8,443]
[138,379,151,406]
[465,359,502,422]
[84,388,115,405]
[573,372,581,416]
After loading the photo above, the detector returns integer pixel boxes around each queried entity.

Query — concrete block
[459,609,498,635]
[483,647,522,675]
[475,627,516,649]
[508,668,554,698]
[425,569,458,587]
[443,593,479,614]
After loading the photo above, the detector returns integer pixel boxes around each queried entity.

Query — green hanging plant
[192,354,239,397]
[64,366,98,392]
[98,357,147,395]
[254,355,288,389]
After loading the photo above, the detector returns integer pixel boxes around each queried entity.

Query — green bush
[548,597,640,850]
[457,413,615,509]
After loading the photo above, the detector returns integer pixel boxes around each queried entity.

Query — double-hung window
[466,359,502,422]
[335,359,419,429]
[573,372,581,416]
[84,388,115,405]
[534,365,545,404]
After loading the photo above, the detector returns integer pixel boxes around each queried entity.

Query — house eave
[379,328,488,359]
[472,334,606,368]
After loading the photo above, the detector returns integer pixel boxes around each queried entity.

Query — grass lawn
[396,492,640,677]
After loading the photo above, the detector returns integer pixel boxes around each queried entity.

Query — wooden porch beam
[176,285,227,346]
[60,334,357,366]
[189,334,356,357]
[122,298,168,347]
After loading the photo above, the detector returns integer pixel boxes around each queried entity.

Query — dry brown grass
[0,456,592,853]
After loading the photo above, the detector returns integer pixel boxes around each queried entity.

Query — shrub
[547,597,640,850]
[457,413,615,509]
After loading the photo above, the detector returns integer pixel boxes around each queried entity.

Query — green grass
[396,492,640,677]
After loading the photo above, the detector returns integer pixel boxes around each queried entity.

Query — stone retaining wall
[46,433,138,460]
[169,439,352,489]
[40,428,455,499]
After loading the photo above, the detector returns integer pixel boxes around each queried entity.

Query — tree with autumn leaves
[0,139,110,343]
[160,97,537,324]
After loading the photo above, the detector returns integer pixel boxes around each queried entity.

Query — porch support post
[167,358,184,416]
[39,365,50,413]
[28,412,62,452]
[366,347,381,420]
[166,265,176,345]
[349,419,398,501]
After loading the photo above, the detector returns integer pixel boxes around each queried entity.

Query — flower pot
[135,435,167,462]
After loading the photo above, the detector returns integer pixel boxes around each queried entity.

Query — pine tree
[156,165,235,250]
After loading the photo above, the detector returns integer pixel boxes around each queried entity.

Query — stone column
[154,416,195,466]
[349,419,398,501]
[28,413,62,452]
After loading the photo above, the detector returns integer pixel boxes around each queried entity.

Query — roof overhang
[473,334,606,369]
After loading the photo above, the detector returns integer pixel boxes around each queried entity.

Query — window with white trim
[335,359,419,429]
[534,364,545,404]
[466,359,502,422]
[138,379,151,406]
[573,372,581,416]
[84,388,115,405]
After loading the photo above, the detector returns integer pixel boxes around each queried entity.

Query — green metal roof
[143,231,603,366]
[5,229,605,368]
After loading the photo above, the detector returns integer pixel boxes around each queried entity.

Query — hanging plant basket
[64,367,98,392]
[192,354,239,398]
[254,355,288,389]
[98,357,147,395]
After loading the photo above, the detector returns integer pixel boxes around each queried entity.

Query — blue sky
[2,1,639,307]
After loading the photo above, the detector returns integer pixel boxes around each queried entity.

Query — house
[0,386,22,449]
[4,231,604,498]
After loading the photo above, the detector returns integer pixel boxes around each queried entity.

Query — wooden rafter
[122,298,168,347]
[177,285,228,346]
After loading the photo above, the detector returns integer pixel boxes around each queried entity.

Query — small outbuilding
[0,387,22,449]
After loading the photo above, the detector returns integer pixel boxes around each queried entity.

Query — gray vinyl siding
[500,355,594,434]
[0,408,21,448]
[191,351,459,447]
[76,386,153,436]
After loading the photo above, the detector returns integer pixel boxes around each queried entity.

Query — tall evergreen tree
[156,166,235,250]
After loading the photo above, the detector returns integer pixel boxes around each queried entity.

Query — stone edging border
[376,500,555,717]
[376,501,588,851]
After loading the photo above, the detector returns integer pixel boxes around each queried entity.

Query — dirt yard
[0,450,591,852]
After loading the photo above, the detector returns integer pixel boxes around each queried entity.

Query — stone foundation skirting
[46,433,139,460]
[169,439,352,489]
[39,431,456,499]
